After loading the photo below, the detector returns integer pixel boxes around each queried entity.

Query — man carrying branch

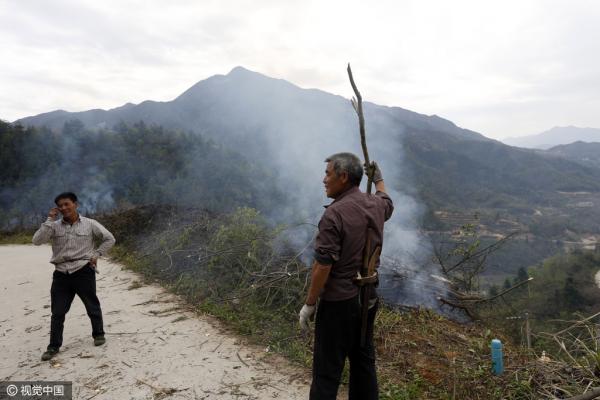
[300,153,393,399]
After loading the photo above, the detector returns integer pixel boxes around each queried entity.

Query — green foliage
[526,250,600,321]
[206,207,274,296]
[380,374,425,400]
[0,230,34,245]
[485,249,600,352]
[106,206,310,364]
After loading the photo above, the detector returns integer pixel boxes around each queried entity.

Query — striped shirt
[32,215,116,274]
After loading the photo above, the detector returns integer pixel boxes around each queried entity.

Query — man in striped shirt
[33,192,115,361]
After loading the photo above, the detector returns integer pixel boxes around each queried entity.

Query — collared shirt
[314,186,394,301]
[32,215,116,274]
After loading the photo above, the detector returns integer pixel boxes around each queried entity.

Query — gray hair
[325,152,363,186]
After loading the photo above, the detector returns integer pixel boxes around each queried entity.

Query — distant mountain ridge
[545,141,600,168]
[16,66,488,144]
[503,126,600,149]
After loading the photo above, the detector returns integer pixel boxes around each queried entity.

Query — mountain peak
[227,66,255,76]
[109,102,136,112]
[224,66,281,84]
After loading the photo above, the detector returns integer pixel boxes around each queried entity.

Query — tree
[515,267,529,283]
[563,274,585,312]
[434,220,518,293]
[489,285,499,297]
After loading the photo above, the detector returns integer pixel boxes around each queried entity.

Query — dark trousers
[310,295,379,400]
[49,263,104,349]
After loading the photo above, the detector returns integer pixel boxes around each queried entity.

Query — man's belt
[354,237,381,287]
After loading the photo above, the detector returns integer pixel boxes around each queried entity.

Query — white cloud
[1,0,599,138]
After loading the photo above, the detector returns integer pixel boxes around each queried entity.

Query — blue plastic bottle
[491,339,504,375]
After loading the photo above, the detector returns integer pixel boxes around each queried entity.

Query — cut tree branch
[347,63,373,194]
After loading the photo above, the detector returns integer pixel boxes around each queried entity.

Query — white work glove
[299,304,316,330]
[364,161,383,183]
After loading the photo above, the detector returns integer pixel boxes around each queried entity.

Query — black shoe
[41,347,59,361]
[94,335,106,346]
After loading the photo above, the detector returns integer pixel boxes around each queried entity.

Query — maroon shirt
[314,186,394,301]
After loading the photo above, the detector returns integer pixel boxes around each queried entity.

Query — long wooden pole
[347,63,374,194]
[348,63,375,346]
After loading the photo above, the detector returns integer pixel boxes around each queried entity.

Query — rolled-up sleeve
[376,191,394,221]
[314,209,342,265]
[91,220,116,257]
[32,218,55,245]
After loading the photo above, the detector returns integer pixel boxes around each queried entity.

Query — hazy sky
[1,0,599,139]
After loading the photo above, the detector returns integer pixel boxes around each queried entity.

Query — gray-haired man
[300,152,393,399]
[33,192,115,361]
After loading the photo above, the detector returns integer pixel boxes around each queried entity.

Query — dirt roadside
[0,245,311,399]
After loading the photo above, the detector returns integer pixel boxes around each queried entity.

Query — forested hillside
[0,120,279,228]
